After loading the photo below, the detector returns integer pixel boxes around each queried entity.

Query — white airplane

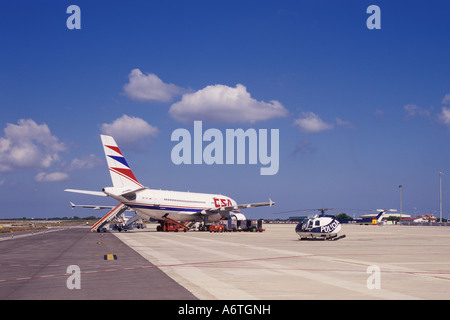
[66,135,274,231]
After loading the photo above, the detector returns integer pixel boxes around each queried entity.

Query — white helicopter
[295,209,346,241]
[295,208,391,240]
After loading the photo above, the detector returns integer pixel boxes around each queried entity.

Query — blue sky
[1,0,450,219]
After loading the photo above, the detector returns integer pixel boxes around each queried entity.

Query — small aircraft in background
[351,209,396,225]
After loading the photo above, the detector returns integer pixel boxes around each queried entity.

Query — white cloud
[403,104,430,118]
[100,114,159,145]
[293,112,333,133]
[123,69,185,102]
[373,109,384,117]
[442,94,450,105]
[438,107,450,127]
[336,118,356,129]
[65,154,103,171]
[0,119,66,172]
[169,84,288,123]
[35,171,69,182]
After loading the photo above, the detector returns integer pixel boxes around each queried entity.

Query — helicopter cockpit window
[301,220,308,230]
[308,220,313,228]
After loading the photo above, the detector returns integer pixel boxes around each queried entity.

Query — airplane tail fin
[375,209,395,222]
[100,135,143,189]
[376,211,384,222]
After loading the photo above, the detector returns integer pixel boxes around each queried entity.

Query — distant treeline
[2,216,100,221]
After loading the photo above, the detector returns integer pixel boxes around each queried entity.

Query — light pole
[399,185,402,219]
[439,172,443,224]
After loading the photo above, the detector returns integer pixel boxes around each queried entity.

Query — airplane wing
[70,202,135,212]
[197,199,275,216]
[65,189,107,197]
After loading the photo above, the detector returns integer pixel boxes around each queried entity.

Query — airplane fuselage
[104,188,237,222]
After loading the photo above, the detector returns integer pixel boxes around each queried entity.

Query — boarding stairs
[91,203,128,232]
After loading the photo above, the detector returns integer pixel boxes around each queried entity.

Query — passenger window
[315,220,320,226]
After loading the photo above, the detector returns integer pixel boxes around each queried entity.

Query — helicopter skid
[298,234,346,241]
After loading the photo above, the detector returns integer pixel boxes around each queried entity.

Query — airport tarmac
[0,226,196,300]
[115,223,450,300]
[2,223,449,300]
